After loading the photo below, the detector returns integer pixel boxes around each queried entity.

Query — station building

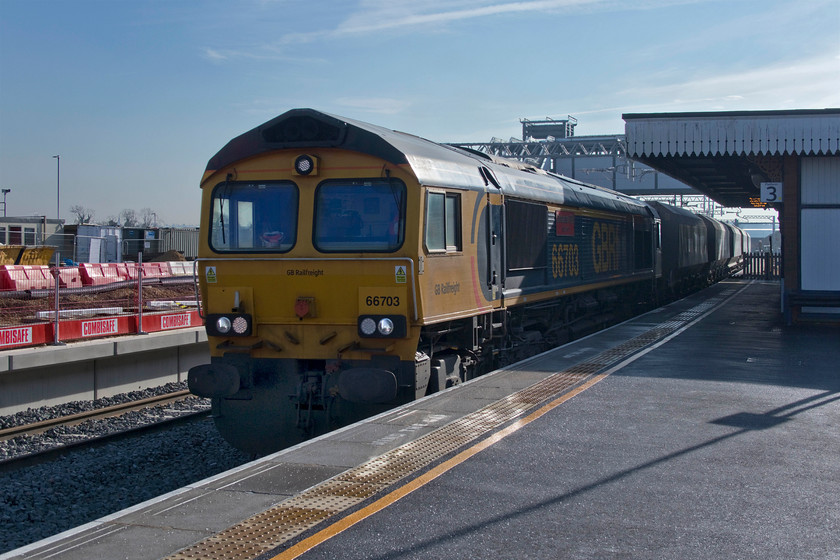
[623,109,840,325]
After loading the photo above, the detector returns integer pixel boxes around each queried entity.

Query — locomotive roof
[646,200,706,226]
[205,109,649,217]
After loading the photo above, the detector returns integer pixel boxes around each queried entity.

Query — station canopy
[623,109,840,208]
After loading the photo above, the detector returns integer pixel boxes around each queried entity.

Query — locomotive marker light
[358,315,406,338]
[360,317,377,335]
[232,316,249,334]
[205,313,252,336]
[294,154,318,176]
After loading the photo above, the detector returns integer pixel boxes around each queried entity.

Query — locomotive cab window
[425,191,461,253]
[313,179,405,252]
[209,181,298,253]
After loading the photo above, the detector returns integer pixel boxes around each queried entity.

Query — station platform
[0,327,207,415]
[5,279,838,560]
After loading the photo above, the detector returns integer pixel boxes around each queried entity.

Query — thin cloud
[202,45,327,64]
[517,53,840,134]
[620,54,840,110]
[203,48,228,61]
[207,0,711,59]
[336,0,710,32]
[278,0,707,44]
[334,0,595,35]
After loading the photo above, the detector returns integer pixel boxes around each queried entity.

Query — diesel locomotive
[188,109,748,454]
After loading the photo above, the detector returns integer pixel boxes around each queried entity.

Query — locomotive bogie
[206,355,422,455]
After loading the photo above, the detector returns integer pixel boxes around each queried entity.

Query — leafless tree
[69,205,95,224]
[120,209,139,227]
[140,207,158,228]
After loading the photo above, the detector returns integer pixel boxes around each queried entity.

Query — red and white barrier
[0,261,201,349]
[0,265,55,291]
[167,262,194,276]
[7,261,199,289]
[57,267,83,288]
[141,262,167,279]
[79,263,123,285]
[0,310,202,349]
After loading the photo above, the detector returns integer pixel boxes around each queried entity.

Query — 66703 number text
[365,295,400,307]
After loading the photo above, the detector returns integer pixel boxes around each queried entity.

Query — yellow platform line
[165,282,744,560]
[272,373,609,560]
[272,283,746,559]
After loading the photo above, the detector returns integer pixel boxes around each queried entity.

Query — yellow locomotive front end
[189,117,431,454]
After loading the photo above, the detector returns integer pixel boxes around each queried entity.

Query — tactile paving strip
[165,288,735,560]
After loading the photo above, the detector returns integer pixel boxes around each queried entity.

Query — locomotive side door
[487,193,504,303]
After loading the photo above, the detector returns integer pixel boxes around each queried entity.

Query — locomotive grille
[165,288,737,560]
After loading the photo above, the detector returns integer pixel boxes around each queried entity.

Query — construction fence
[743,252,782,280]
[0,261,200,349]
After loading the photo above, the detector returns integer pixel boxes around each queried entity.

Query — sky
[1,0,838,227]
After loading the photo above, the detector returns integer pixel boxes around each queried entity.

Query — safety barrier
[0,261,197,289]
[0,265,55,291]
[168,261,194,276]
[79,262,129,285]
[743,252,782,280]
[57,267,83,288]
[0,261,201,349]
[141,262,168,279]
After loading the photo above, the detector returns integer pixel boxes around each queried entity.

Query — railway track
[0,393,247,554]
[0,390,211,470]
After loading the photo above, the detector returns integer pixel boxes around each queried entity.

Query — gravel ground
[0,385,252,554]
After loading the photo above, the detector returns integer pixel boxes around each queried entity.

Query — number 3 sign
[761,182,783,203]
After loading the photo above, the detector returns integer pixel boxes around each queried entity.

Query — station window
[9,226,21,245]
[425,191,461,252]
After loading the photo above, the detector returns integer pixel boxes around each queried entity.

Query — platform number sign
[760,182,783,203]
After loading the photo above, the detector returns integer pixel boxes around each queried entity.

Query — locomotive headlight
[358,315,406,338]
[216,316,232,334]
[360,317,377,336]
[377,318,394,336]
[206,313,252,337]
[294,154,318,176]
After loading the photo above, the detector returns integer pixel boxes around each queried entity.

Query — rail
[0,390,192,441]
